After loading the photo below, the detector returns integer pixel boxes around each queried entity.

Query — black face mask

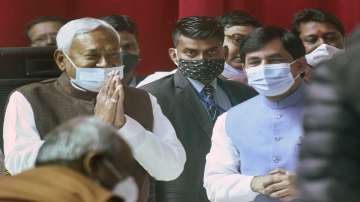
[178,58,225,83]
[121,52,140,76]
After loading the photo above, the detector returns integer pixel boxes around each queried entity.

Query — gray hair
[36,116,130,165]
[56,17,120,53]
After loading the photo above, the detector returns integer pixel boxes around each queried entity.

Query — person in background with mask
[204,26,308,202]
[0,117,138,202]
[141,16,257,202]
[138,11,262,88]
[218,10,261,84]
[26,16,67,47]
[100,15,143,87]
[297,28,360,202]
[292,9,345,81]
[3,17,186,202]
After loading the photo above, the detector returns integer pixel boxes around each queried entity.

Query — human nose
[96,56,111,68]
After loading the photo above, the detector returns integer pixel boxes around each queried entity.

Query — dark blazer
[141,70,257,202]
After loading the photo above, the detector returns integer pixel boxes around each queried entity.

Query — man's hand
[94,72,123,125]
[250,174,282,195]
[114,83,126,128]
[264,169,298,201]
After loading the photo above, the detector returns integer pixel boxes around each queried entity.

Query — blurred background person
[218,10,261,84]
[297,29,360,202]
[292,9,345,70]
[0,116,138,202]
[26,16,67,47]
[100,15,143,87]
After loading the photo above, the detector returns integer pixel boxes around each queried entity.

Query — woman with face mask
[0,117,138,202]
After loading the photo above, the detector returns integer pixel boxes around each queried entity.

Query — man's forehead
[177,35,222,49]
[29,21,62,37]
[299,21,341,36]
[225,25,256,36]
[70,28,120,52]
[246,39,292,59]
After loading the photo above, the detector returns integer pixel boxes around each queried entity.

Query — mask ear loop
[103,158,126,182]
[290,59,305,80]
[63,52,79,69]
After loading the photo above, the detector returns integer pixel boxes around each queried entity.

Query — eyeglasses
[225,34,246,46]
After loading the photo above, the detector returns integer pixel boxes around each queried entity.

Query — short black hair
[219,10,262,29]
[292,8,345,37]
[100,15,138,36]
[240,26,306,62]
[172,16,224,46]
[26,16,68,39]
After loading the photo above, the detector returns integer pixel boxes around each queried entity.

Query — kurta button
[276,114,282,119]
[274,136,282,142]
[273,156,280,163]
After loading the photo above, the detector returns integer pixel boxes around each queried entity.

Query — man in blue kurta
[204,26,310,202]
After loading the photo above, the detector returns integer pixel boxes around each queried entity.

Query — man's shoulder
[218,79,258,103]
[140,74,176,94]
[16,77,57,93]
[126,85,150,97]
[219,79,255,93]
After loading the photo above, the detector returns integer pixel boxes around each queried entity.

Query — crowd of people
[0,7,357,202]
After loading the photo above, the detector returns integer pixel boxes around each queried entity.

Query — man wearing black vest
[3,17,186,202]
[141,16,257,202]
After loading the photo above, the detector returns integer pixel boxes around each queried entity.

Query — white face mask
[222,62,247,82]
[245,61,299,97]
[64,53,124,92]
[112,176,138,202]
[305,44,344,67]
[103,159,139,202]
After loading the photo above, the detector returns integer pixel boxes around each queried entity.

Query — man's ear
[82,151,101,176]
[168,48,178,66]
[297,56,313,82]
[54,50,67,72]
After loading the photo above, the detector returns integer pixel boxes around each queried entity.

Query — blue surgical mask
[245,61,299,97]
[222,62,247,82]
[64,53,124,92]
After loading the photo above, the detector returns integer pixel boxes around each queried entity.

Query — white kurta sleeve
[204,113,258,202]
[118,93,186,181]
[3,91,44,175]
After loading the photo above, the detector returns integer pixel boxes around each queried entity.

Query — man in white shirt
[3,17,186,202]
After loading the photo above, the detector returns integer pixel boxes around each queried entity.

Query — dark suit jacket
[141,70,257,202]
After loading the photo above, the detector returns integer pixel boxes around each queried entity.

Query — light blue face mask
[245,60,300,97]
[64,53,124,92]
